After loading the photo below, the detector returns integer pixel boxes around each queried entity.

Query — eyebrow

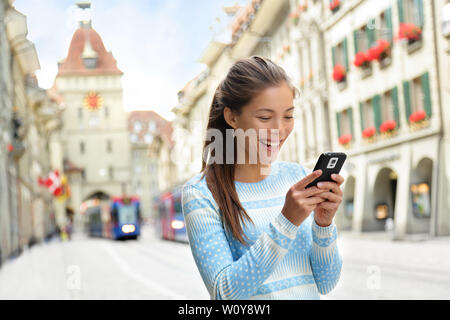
[256,106,295,112]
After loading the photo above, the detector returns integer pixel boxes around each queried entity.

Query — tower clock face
[83,92,104,111]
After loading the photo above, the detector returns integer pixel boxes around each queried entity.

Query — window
[104,106,109,118]
[411,77,425,113]
[354,26,370,53]
[336,107,354,138]
[108,166,114,180]
[398,0,424,27]
[332,38,349,76]
[379,8,394,42]
[382,91,394,122]
[78,107,83,120]
[80,141,85,154]
[362,99,375,129]
[107,139,112,153]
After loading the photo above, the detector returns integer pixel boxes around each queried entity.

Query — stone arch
[363,167,398,232]
[408,157,433,233]
[336,175,355,231]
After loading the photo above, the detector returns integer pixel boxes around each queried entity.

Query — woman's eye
[258,117,270,120]
[284,116,294,119]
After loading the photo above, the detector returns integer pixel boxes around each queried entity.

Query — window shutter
[332,46,336,67]
[348,107,354,137]
[336,112,342,138]
[353,30,359,54]
[359,102,365,131]
[367,19,376,48]
[403,81,412,122]
[414,0,424,27]
[372,95,382,133]
[391,87,400,128]
[421,72,432,118]
[397,0,404,23]
[342,38,349,71]
[385,7,394,43]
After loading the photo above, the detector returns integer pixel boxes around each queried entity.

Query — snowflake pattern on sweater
[181,161,342,300]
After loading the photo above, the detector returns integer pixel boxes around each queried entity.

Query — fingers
[303,196,326,206]
[316,191,341,203]
[331,173,345,186]
[317,181,342,196]
[316,201,338,211]
[293,170,322,190]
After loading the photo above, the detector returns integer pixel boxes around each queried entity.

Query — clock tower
[53,2,131,225]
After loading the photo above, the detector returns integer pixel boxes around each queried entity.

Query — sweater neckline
[234,161,280,192]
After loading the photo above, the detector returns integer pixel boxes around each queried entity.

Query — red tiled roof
[57,24,123,76]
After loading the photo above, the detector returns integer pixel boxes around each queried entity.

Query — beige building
[127,111,164,220]
[172,0,449,239]
[1,0,62,263]
[52,7,131,229]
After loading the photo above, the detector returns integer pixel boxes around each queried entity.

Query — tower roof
[57,22,123,76]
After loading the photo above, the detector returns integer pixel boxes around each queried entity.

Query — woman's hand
[313,174,345,227]
[281,170,326,227]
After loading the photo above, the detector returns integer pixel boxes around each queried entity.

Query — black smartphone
[305,152,347,189]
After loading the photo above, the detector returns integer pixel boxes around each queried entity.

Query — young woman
[182,56,344,300]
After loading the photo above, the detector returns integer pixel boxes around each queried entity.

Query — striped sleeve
[182,184,299,300]
[309,219,342,294]
[300,161,343,293]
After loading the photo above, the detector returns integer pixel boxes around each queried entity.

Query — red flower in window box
[380,120,397,133]
[367,39,391,61]
[7,143,14,152]
[332,64,346,82]
[329,0,340,12]
[354,51,370,67]
[397,23,422,41]
[362,126,376,138]
[283,44,291,53]
[409,110,426,123]
[338,134,352,145]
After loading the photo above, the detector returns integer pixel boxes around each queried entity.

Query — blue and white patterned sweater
[181,161,342,300]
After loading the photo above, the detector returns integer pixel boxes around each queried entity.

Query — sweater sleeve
[309,219,342,294]
[182,184,299,300]
[298,162,342,294]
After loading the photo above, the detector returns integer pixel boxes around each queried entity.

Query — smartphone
[305,152,347,189]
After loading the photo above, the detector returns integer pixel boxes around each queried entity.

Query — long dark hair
[199,55,298,246]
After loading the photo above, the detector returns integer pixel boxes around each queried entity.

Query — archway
[365,167,398,232]
[337,175,355,230]
[83,190,110,202]
[409,157,433,233]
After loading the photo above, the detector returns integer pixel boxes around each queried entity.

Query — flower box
[380,119,397,133]
[397,23,423,53]
[409,110,429,131]
[332,64,346,83]
[329,0,340,13]
[338,134,352,147]
[362,126,376,138]
[409,110,426,123]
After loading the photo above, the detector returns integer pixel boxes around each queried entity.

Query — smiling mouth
[259,139,283,149]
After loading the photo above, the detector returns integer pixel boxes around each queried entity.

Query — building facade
[127,111,164,221]
[1,0,62,265]
[172,0,449,239]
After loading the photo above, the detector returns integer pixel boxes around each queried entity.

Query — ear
[223,107,238,129]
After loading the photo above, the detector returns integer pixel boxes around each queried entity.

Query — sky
[14,0,245,120]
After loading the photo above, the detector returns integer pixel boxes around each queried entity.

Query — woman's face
[224,81,295,164]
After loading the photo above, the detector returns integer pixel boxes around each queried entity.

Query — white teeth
[260,140,280,147]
